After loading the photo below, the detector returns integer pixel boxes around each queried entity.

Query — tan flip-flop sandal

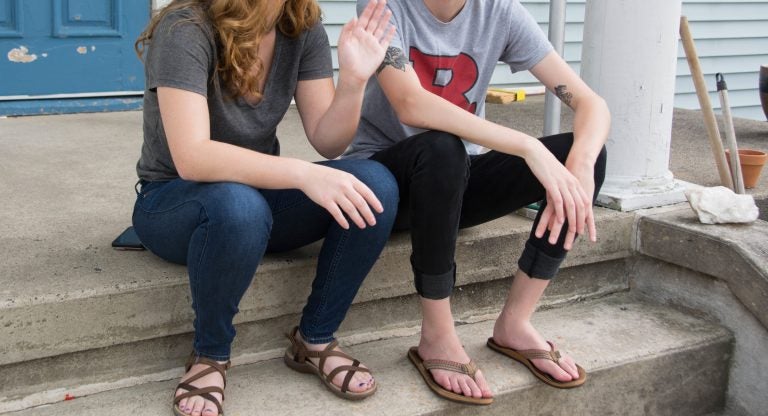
[173,353,231,416]
[487,337,587,389]
[407,347,493,405]
[283,326,377,400]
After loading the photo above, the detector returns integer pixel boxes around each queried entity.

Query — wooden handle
[718,88,746,193]
[679,16,733,189]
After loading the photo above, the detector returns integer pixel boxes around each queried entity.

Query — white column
[581,0,689,211]
[543,0,567,136]
[153,0,171,10]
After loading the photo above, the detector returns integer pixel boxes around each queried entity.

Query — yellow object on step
[485,88,526,104]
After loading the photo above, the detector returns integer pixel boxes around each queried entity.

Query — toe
[450,376,462,394]
[458,378,473,397]
[466,375,482,398]
[473,370,493,398]
[202,401,218,416]
[562,356,580,379]
[177,398,188,414]
[347,372,372,393]
[190,397,205,416]
[537,359,573,382]
[434,373,452,393]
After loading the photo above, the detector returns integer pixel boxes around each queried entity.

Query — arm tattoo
[377,47,408,74]
[555,84,574,107]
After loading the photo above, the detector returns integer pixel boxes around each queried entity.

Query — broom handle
[679,16,734,189]
[717,74,745,194]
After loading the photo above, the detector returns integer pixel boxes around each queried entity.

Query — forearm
[309,72,367,158]
[174,139,310,189]
[566,96,610,171]
[397,89,540,158]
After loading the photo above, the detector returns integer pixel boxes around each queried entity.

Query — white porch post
[580,0,688,211]
[153,0,171,10]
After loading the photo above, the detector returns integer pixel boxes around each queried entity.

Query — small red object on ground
[64,394,76,401]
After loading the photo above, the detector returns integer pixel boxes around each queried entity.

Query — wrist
[286,158,314,189]
[565,156,595,174]
[336,69,368,92]
[520,136,544,160]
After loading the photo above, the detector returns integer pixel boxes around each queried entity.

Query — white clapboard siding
[319,0,768,121]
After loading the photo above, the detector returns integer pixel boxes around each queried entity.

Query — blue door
[0,0,150,115]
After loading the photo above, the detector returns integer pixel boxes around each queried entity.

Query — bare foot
[492,318,580,382]
[175,361,226,416]
[418,329,493,399]
[297,332,375,393]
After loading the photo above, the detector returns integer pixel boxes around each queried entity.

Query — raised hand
[299,163,384,230]
[336,0,396,86]
[524,141,595,250]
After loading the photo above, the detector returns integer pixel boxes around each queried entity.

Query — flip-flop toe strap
[423,358,479,377]
[517,341,562,363]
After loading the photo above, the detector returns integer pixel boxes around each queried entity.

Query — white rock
[685,186,759,224]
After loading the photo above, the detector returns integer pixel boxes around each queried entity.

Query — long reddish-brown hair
[136,0,322,99]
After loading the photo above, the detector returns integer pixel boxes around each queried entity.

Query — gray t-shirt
[137,9,333,181]
[343,0,553,159]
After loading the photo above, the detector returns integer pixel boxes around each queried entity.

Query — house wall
[152,0,768,120]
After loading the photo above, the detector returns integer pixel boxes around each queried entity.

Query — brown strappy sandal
[487,337,587,388]
[172,353,231,416]
[283,326,377,400]
[407,347,493,405]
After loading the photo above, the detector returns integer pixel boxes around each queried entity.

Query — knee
[201,183,273,237]
[357,160,400,211]
[417,131,469,167]
[332,159,400,221]
[413,131,470,185]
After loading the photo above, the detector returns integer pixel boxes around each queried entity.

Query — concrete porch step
[0,247,632,414]
[8,294,732,416]
[0,170,635,410]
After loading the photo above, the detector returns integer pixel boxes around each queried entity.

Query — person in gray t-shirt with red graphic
[133,1,396,414]
[345,0,610,403]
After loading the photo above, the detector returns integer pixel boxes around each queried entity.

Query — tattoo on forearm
[377,47,408,74]
[555,84,574,107]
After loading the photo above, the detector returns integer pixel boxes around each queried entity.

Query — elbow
[391,93,427,128]
[318,147,345,160]
[596,96,611,128]
[175,161,198,182]
[173,154,204,182]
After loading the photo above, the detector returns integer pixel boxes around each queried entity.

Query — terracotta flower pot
[761,65,768,121]
[725,149,768,189]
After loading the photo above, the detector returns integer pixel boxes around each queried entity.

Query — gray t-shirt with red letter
[137,9,333,181]
[343,0,553,159]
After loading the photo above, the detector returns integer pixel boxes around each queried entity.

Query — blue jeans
[132,159,398,361]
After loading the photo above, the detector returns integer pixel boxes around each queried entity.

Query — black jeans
[370,130,607,300]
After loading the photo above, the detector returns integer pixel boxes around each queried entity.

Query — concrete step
[7,294,732,416]
[1,200,633,409]
[0,208,633,365]
[0,252,632,413]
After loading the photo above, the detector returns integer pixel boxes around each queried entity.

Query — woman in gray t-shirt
[132,1,396,414]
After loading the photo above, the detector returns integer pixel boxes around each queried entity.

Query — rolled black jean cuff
[414,262,456,300]
[517,241,565,280]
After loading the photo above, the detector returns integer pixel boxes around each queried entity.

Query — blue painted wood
[0,96,142,116]
[0,0,22,38]
[53,0,122,38]
[0,0,148,98]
